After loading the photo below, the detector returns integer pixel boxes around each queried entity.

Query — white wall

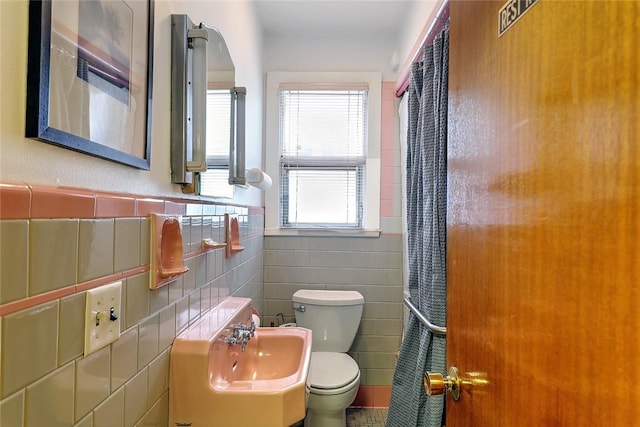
[397,1,440,65]
[0,0,264,207]
[262,1,440,86]
[264,32,399,80]
[394,0,440,86]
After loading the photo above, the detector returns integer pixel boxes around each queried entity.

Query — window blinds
[200,89,233,198]
[206,89,231,159]
[279,88,368,228]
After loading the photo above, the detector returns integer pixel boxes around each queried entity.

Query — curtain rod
[395,0,450,97]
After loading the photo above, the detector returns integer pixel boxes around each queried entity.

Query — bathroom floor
[290,408,388,427]
[346,408,388,426]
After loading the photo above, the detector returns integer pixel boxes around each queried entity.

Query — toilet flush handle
[294,304,306,312]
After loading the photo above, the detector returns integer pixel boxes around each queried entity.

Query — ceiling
[253,0,416,37]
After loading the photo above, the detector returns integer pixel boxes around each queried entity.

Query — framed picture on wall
[25,0,155,170]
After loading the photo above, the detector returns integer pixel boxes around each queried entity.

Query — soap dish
[150,213,189,289]
[225,214,244,258]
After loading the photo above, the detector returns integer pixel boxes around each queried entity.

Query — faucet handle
[231,322,247,330]
[220,329,238,346]
[236,329,251,338]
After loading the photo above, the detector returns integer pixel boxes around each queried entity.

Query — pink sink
[211,327,309,389]
[170,297,312,427]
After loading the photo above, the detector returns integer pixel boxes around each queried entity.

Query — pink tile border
[30,185,96,218]
[380,182,394,202]
[382,81,396,98]
[136,198,165,216]
[351,385,391,408]
[74,272,125,293]
[95,193,136,217]
[0,285,76,316]
[381,150,397,168]
[374,385,392,407]
[0,182,31,219]
[1,181,265,221]
[0,265,153,316]
[352,385,374,407]
[381,83,397,147]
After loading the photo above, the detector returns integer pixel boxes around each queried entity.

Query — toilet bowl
[304,352,361,427]
[292,289,365,427]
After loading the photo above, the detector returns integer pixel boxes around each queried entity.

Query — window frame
[265,72,381,237]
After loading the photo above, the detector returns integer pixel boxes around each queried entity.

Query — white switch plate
[84,281,122,356]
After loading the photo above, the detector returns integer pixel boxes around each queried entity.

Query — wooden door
[446,0,640,425]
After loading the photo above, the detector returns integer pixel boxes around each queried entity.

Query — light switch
[84,280,122,356]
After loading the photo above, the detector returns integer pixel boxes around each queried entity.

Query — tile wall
[262,235,403,407]
[0,182,264,427]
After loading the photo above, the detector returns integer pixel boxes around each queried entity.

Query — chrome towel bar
[403,296,447,336]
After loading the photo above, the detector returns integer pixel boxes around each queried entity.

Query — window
[265,72,381,235]
[280,88,367,228]
[200,89,233,198]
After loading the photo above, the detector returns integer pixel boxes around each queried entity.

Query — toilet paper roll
[252,313,261,327]
[246,168,272,190]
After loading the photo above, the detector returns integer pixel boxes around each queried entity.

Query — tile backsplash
[0,182,264,427]
[263,234,403,390]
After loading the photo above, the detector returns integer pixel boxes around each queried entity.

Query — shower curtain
[387,21,449,427]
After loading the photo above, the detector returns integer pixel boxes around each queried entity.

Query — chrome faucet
[220,320,256,352]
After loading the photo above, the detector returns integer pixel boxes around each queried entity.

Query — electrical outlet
[84,281,122,356]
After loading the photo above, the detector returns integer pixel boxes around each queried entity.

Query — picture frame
[25,0,155,170]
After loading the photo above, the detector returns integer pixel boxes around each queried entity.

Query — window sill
[264,228,381,238]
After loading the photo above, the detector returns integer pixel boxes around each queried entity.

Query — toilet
[292,289,364,427]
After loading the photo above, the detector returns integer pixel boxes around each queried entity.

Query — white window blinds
[200,89,233,198]
[279,87,368,228]
[206,89,231,159]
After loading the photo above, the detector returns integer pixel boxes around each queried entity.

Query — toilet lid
[309,352,360,389]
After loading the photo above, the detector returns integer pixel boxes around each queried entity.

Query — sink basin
[211,327,309,389]
[170,297,312,427]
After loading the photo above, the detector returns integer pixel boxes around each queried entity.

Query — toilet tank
[292,290,364,352]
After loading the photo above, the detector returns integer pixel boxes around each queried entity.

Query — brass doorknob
[424,372,446,395]
[424,367,461,401]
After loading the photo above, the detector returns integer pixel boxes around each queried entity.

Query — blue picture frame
[25,0,154,170]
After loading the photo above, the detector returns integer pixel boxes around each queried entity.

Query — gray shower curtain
[387,22,449,427]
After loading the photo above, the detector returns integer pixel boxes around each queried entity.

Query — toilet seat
[308,352,360,395]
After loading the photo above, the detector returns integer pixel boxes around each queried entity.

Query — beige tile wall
[0,220,29,304]
[263,234,404,386]
[0,210,264,427]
